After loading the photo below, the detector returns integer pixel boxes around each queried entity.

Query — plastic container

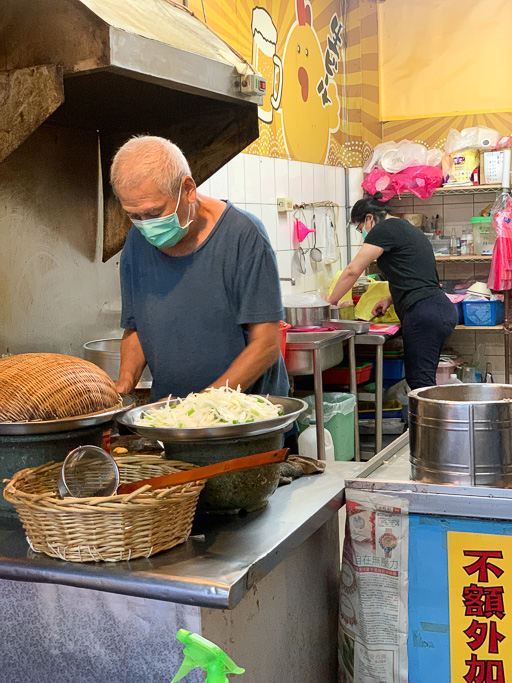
[358,399,403,421]
[437,360,460,385]
[471,216,495,255]
[462,300,505,326]
[279,321,291,357]
[370,358,405,381]
[297,393,356,461]
[298,422,335,461]
[322,362,373,386]
[447,373,463,384]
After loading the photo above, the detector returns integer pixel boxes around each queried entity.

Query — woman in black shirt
[327,192,457,390]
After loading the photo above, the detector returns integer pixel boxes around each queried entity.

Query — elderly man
[111,135,289,401]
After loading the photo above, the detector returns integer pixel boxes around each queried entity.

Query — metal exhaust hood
[0,0,262,259]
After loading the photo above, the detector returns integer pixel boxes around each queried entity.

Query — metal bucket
[409,384,512,487]
[284,305,330,328]
[83,339,152,389]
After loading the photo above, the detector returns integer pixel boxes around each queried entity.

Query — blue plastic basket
[462,300,504,327]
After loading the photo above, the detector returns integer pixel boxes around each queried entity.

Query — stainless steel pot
[284,304,330,328]
[83,339,152,389]
[409,383,512,487]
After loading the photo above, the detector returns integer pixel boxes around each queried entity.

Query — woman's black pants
[402,293,458,391]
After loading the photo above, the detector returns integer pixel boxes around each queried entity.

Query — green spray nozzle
[171,629,245,683]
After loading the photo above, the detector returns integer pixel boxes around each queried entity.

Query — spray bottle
[171,629,245,683]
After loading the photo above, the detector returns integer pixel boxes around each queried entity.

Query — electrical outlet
[277,197,293,213]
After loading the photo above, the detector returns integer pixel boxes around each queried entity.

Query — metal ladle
[309,214,323,267]
[58,445,119,498]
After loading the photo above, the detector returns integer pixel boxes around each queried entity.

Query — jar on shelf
[470,216,495,255]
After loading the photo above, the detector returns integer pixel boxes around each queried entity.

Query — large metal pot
[409,384,512,487]
[84,339,152,389]
[284,304,330,328]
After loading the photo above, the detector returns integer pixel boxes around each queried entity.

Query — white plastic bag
[362,141,398,173]
[445,126,501,154]
[380,140,428,173]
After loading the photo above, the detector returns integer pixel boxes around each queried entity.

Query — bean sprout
[136,384,283,429]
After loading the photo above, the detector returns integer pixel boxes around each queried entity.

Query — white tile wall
[201,153,349,297]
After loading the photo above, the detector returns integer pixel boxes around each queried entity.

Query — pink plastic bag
[362,166,443,201]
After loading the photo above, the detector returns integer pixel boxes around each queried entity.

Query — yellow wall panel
[378,0,512,121]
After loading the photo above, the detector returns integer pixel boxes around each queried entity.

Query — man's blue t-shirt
[120,201,289,401]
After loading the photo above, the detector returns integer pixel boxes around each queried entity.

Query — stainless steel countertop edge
[0,462,365,609]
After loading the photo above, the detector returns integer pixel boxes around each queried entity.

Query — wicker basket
[0,353,120,422]
[3,456,205,562]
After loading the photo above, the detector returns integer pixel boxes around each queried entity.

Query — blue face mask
[362,228,368,240]
[131,183,192,248]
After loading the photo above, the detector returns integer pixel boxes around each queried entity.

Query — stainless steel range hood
[0,0,261,259]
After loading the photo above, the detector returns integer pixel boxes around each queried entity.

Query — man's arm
[208,321,281,392]
[115,329,147,394]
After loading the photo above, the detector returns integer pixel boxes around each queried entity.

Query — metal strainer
[58,445,119,498]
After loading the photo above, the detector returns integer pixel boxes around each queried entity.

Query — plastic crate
[453,301,464,325]
[322,362,372,386]
[462,300,504,326]
[370,358,405,382]
[358,399,403,421]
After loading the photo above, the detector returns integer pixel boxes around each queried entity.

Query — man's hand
[371,296,393,318]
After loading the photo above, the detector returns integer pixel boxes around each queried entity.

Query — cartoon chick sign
[189,0,345,165]
[279,0,341,163]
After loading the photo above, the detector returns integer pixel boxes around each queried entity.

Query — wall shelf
[435,255,492,263]
[433,185,500,196]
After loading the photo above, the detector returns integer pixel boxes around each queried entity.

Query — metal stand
[312,348,326,461]
[348,336,360,461]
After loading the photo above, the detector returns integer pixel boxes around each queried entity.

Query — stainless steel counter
[349,431,512,521]
[0,460,365,609]
[285,329,355,460]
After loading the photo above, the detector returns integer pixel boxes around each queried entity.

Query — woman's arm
[327,244,384,305]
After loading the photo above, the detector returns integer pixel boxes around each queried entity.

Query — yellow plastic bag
[328,270,352,304]
[354,281,400,323]
[328,270,356,319]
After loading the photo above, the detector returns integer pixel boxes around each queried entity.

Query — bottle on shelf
[467,231,474,255]
[448,373,463,385]
[485,362,494,383]
[460,234,468,256]
[450,227,457,256]
[456,237,462,256]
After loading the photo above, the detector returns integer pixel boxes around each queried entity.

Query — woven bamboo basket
[3,456,206,562]
[0,353,121,422]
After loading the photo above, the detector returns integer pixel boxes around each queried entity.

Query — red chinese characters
[461,549,507,682]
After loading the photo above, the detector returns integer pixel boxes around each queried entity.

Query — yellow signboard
[448,531,512,682]
[188,0,346,165]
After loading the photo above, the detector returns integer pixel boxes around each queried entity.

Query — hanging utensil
[58,445,119,497]
[309,213,323,268]
[58,445,289,497]
[292,245,307,275]
[324,213,338,264]
[117,448,290,495]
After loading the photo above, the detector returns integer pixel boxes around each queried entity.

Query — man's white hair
[110,136,191,197]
